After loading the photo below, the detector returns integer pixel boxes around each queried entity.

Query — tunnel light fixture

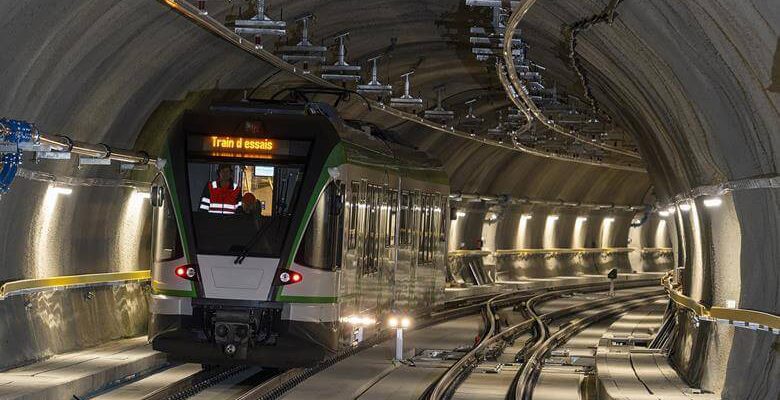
[603,217,615,223]
[50,186,73,196]
[576,216,588,222]
[456,211,466,218]
[679,203,692,212]
[703,197,722,208]
[521,214,532,220]
[666,206,676,214]
[547,215,559,221]
[487,212,498,221]
[132,189,151,200]
[659,210,670,217]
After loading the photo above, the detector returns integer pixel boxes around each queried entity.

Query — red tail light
[175,264,198,281]
[278,270,302,285]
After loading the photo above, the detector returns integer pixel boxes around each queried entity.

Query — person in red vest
[199,164,242,214]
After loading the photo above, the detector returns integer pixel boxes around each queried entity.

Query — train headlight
[175,264,198,281]
[277,269,303,285]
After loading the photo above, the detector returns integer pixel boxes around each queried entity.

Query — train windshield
[188,162,304,257]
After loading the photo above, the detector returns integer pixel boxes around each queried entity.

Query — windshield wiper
[233,218,278,264]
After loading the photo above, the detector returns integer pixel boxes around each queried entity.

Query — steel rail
[141,365,253,400]
[161,0,646,173]
[514,293,666,400]
[500,0,643,160]
[426,279,661,400]
[224,278,657,400]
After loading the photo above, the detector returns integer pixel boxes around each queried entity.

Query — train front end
[148,103,343,367]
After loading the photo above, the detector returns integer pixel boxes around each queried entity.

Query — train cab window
[187,161,303,257]
[151,178,183,262]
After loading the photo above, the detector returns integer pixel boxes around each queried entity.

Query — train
[148,100,450,367]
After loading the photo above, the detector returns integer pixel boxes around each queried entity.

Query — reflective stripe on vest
[206,181,241,214]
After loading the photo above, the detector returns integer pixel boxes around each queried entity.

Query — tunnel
[0,0,777,399]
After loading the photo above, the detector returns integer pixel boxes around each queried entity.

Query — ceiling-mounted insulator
[279,14,327,71]
[321,33,361,82]
[357,56,393,98]
[234,0,286,49]
[424,85,454,122]
[459,98,483,132]
[487,111,507,137]
[467,2,523,63]
[390,71,423,109]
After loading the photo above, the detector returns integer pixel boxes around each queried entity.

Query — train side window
[386,189,398,247]
[296,182,344,270]
[399,191,411,247]
[362,183,382,275]
[418,193,430,264]
[438,194,447,240]
[151,181,184,262]
[348,181,360,250]
[412,190,422,258]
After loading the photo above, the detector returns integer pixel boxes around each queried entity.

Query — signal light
[278,270,303,285]
[175,264,198,280]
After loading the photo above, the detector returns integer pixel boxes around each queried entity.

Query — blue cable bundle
[0,118,35,195]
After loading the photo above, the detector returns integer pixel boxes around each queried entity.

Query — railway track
[425,284,665,400]
[94,279,661,400]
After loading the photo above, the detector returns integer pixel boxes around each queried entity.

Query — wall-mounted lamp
[132,189,151,200]
[521,214,532,220]
[658,210,670,217]
[702,197,722,208]
[603,217,615,223]
[576,216,588,222]
[547,215,559,221]
[679,203,692,212]
[456,211,466,218]
[49,186,72,196]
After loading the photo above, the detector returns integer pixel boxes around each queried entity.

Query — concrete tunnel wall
[0,0,776,397]
[447,202,672,280]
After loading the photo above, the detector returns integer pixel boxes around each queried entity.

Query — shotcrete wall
[0,1,776,397]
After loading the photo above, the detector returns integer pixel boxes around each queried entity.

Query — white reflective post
[356,326,364,343]
[395,327,404,361]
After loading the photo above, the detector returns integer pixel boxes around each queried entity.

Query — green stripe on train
[276,144,346,302]
[276,295,338,304]
[161,148,197,298]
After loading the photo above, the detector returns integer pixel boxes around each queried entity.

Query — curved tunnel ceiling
[1,0,777,202]
[0,1,777,397]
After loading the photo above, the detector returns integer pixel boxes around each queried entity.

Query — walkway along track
[426,283,665,400]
